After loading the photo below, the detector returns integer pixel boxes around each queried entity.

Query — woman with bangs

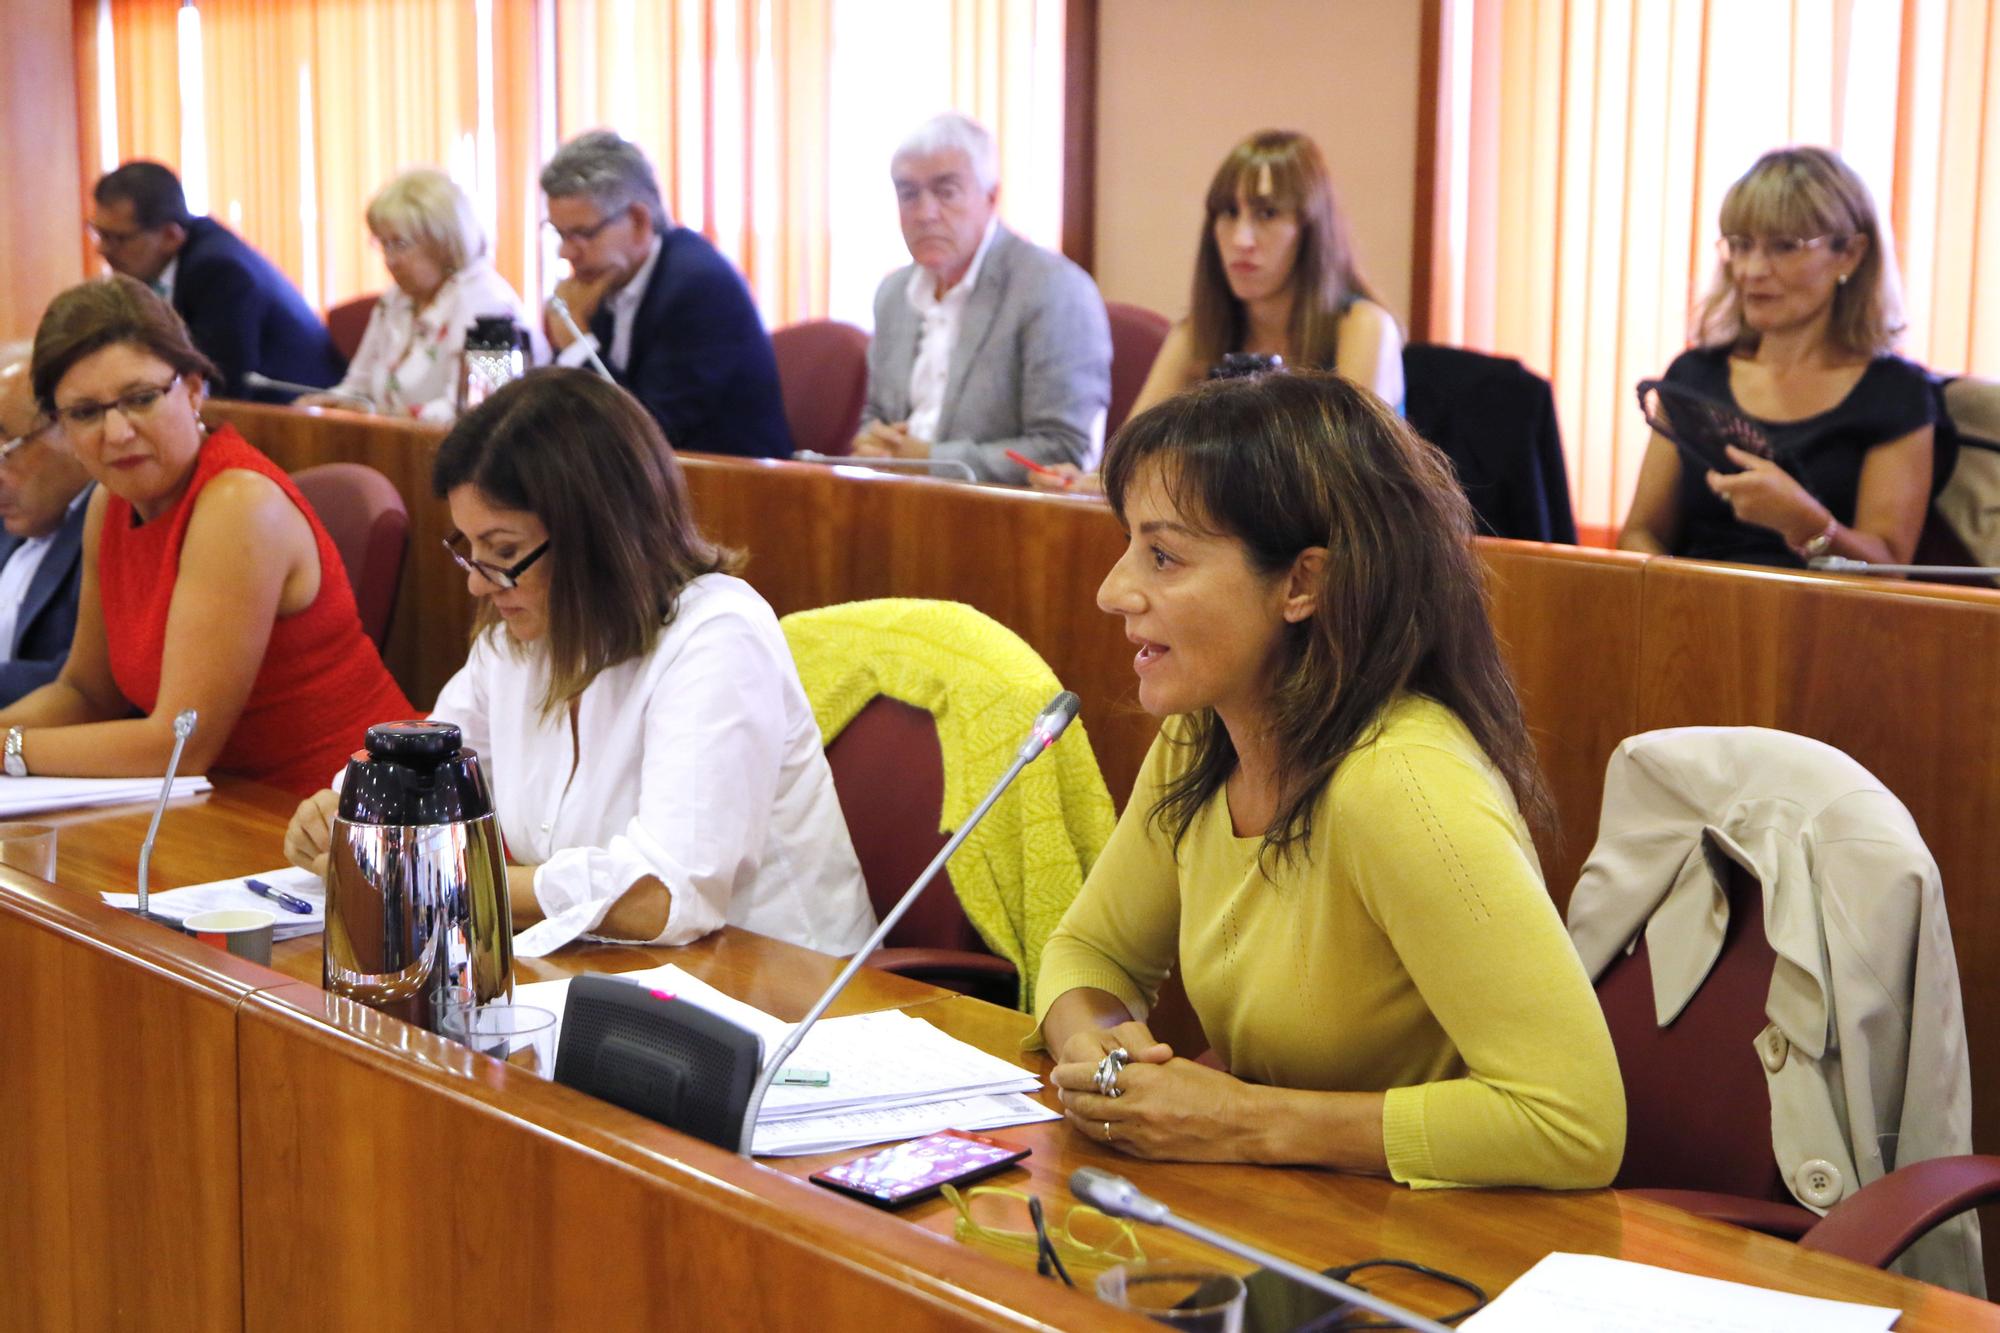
[284,368,874,957]
[1030,130,1403,493]
[1618,146,1935,567]
[1035,370,1624,1189]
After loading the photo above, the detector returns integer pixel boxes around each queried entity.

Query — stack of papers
[515,963,1058,1156]
[1463,1253,1900,1331]
[101,864,325,941]
[2,774,209,817]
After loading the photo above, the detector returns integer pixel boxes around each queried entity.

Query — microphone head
[1069,1166,1167,1224]
[173,709,198,739]
[1020,690,1082,760]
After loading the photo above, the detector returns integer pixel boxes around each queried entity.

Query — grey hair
[539,130,669,231]
[891,112,999,193]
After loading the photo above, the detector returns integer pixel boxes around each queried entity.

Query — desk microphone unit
[546,297,617,383]
[550,691,1083,1158]
[1070,1167,1455,1333]
[241,371,372,408]
[793,450,982,483]
[128,709,198,926]
[1809,555,2000,579]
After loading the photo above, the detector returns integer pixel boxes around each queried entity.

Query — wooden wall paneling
[0,875,266,1332]
[236,981,1149,1331]
[1476,541,1648,908]
[1636,561,2000,1294]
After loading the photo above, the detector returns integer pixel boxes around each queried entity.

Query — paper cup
[183,908,276,965]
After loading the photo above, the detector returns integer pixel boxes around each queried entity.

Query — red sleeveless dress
[97,426,415,795]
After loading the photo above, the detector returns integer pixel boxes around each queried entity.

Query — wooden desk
[6,785,1995,1329]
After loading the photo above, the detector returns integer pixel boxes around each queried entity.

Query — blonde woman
[301,168,545,421]
[1618,147,1935,568]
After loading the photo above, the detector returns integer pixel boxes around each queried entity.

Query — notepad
[1461,1252,1899,1331]
[513,964,1059,1155]
[0,774,209,817]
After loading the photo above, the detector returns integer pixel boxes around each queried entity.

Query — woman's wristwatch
[4,727,27,778]
[1791,516,1839,561]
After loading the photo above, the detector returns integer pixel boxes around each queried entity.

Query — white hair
[891,112,999,193]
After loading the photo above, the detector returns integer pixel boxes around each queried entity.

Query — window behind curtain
[75,0,1067,333]
[1428,0,2000,538]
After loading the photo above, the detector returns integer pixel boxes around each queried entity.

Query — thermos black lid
[337,720,496,826]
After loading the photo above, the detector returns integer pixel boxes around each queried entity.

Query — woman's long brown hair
[1101,370,1552,864]
[433,368,738,716]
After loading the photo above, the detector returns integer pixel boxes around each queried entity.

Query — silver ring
[1094,1048,1129,1099]
[1104,1120,1114,1142]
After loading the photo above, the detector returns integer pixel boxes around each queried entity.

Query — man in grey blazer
[0,363,92,707]
[853,113,1111,485]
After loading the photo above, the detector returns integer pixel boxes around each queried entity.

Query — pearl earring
[1837,273,1849,286]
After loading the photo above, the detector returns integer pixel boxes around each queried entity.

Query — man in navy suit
[0,364,92,707]
[90,161,343,402]
[540,131,791,458]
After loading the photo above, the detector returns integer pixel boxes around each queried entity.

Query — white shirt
[428,573,876,958]
[555,235,664,377]
[0,489,87,659]
[332,260,546,422]
[903,216,1000,443]
[155,257,179,305]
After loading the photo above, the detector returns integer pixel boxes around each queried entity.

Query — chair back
[1402,342,1577,543]
[1932,376,2000,569]
[292,463,409,649]
[1105,302,1170,436]
[1596,856,1792,1203]
[771,319,870,456]
[822,696,983,955]
[325,295,380,365]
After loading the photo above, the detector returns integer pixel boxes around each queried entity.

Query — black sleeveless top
[1664,347,1935,568]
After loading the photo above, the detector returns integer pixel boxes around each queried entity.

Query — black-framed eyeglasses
[53,375,182,435]
[88,222,152,247]
[442,534,550,589]
[542,213,622,247]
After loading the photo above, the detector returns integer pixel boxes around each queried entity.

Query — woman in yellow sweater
[1038,369,1624,1189]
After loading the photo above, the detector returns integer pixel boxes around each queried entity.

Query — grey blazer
[864,225,1111,484]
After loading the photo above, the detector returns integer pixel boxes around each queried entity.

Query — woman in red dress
[0,277,412,795]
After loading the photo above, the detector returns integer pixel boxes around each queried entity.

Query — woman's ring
[1104,1120,1114,1142]
[1094,1048,1129,1099]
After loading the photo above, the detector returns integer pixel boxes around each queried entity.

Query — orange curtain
[1432,0,2000,538]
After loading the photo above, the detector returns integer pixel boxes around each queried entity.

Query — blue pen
[245,877,315,915]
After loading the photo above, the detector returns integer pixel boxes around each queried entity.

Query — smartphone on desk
[809,1129,1030,1209]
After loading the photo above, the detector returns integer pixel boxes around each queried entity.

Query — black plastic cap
[337,720,495,826]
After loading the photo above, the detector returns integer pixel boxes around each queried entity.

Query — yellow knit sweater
[1034,696,1625,1189]
[782,599,1117,1010]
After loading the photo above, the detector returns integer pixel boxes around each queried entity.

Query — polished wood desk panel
[0,868,265,1331]
[22,786,2000,1330]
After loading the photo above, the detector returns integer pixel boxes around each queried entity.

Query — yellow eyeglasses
[942,1183,1146,1282]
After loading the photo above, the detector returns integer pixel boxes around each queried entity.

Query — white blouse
[428,574,876,958]
[331,259,547,422]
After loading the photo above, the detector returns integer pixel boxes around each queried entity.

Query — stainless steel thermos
[323,720,513,1032]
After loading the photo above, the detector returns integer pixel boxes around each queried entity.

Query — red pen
[1004,449,1068,483]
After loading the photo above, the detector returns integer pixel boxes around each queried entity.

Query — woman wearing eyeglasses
[296,168,545,421]
[1618,146,1936,568]
[2,276,413,794]
[283,368,873,955]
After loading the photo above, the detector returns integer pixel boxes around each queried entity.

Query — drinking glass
[1096,1263,1246,1332]
[441,1000,558,1078]
[0,822,57,880]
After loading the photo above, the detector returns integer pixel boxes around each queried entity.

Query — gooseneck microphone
[241,371,373,408]
[133,709,198,922]
[1070,1168,1455,1333]
[1810,555,2000,579]
[546,296,617,383]
[734,690,1084,1154]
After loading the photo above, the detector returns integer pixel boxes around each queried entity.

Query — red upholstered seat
[291,462,408,650]
[771,319,870,457]
[1105,301,1170,436]
[822,695,1018,1008]
[324,295,379,366]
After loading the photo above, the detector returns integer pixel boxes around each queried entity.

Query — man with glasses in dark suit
[0,363,92,706]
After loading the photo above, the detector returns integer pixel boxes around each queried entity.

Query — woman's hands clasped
[1048,1021,1260,1162]
[283,788,339,878]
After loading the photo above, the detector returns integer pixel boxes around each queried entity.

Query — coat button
[1756,1025,1789,1073]
[540,822,551,834]
[1796,1159,1844,1208]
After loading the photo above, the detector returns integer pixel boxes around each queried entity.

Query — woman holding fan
[1618,147,1935,568]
